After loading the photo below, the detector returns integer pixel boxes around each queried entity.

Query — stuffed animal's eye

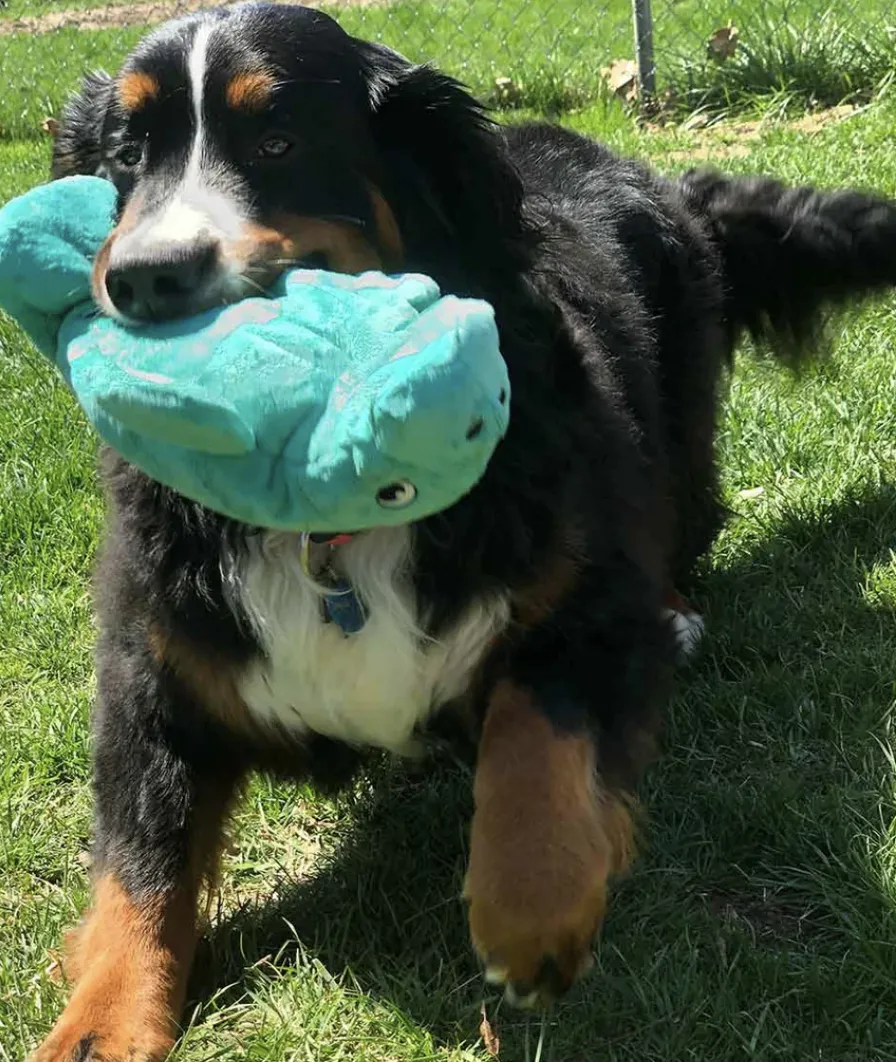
[116,143,143,168]
[376,481,417,509]
[257,135,294,159]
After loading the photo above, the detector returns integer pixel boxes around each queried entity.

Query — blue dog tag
[323,580,367,635]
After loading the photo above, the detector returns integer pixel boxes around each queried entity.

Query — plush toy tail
[679,169,896,362]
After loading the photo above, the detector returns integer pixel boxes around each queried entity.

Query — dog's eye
[376,481,417,509]
[257,135,294,159]
[116,143,143,168]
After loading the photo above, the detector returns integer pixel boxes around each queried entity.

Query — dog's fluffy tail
[679,168,896,361]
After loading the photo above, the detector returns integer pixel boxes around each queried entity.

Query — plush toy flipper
[0,176,116,357]
[96,387,256,456]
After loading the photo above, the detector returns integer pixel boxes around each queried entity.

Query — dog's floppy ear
[51,71,115,179]
[355,40,528,273]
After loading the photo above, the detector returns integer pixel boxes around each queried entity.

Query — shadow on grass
[190,482,896,1057]
[191,756,486,1044]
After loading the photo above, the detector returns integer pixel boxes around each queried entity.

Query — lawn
[3,9,896,1061]
[1,0,894,138]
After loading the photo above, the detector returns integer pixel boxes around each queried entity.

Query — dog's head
[53,3,527,322]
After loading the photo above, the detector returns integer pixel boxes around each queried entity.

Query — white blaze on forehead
[186,21,213,182]
[146,198,218,245]
[128,21,248,257]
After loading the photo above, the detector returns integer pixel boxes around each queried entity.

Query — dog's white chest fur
[225,529,509,752]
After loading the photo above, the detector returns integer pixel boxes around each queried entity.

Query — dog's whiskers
[236,273,268,296]
[318,213,366,227]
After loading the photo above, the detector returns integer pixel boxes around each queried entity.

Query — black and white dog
[30,4,896,1058]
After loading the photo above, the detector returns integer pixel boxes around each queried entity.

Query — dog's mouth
[307,531,355,545]
[233,214,387,295]
[304,481,420,542]
[92,196,404,325]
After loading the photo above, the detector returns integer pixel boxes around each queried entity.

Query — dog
[29,3,896,1058]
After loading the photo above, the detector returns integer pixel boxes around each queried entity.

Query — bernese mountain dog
[29,3,896,1058]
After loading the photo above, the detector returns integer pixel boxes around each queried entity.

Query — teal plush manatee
[0,176,509,532]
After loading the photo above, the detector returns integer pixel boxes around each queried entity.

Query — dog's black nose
[104,240,219,320]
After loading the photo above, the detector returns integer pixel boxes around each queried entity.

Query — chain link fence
[1,0,893,141]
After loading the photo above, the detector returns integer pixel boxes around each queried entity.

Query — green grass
[663,7,896,119]
[5,60,896,1062]
[2,0,894,140]
[0,0,629,142]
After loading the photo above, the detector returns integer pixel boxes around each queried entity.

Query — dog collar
[299,531,366,636]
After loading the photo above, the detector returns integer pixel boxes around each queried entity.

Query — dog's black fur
[32,4,896,1057]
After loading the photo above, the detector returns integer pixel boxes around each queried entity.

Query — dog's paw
[30,1028,173,1062]
[30,1030,102,1062]
[29,1003,174,1062]
[663,590,705,663]
[466,869,603,1008]
[30,1031,172,1062]
[666,606,705,661]
[465,790,635,1008]
[30,875,188,1062]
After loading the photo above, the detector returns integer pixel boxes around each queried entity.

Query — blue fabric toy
[0,176,509,532]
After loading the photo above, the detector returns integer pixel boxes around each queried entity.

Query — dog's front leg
[464,676,639,1007]
[30,636,243,1062]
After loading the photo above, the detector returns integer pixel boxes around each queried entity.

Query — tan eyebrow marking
[225,70,276,112]
[118,71,160,112]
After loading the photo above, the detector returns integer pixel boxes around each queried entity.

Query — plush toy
[0,176,509,532]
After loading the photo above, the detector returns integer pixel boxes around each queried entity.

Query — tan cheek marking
[91,236,115,308]
[367,185,404,270]
[90,194,145,310]
[234,214,383,278]
[118,71,160,112]
[225,70,275,112]
[464,680,636,989]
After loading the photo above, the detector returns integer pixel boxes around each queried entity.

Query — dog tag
[323,580,367,635]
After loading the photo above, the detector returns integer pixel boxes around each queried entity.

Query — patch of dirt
[0,0,386,36]
[664,142,753,163]
[704,887,821,945]
[657,104,860,164]
[789,103,861,133]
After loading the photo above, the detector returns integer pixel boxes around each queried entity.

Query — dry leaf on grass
[480,1001,501,1057]
[601,58,638,103]
[707,24,739,62]
[493,76,522,107]
[40,117,60,137]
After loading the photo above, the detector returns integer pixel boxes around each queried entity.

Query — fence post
[632,0,656,101]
